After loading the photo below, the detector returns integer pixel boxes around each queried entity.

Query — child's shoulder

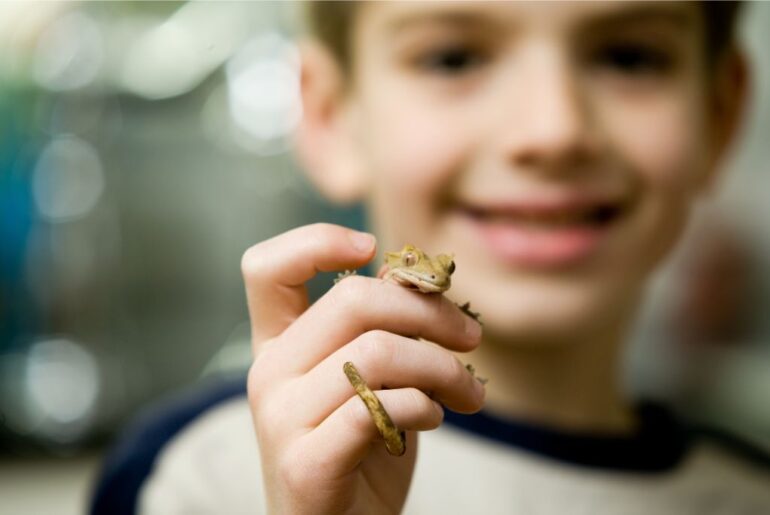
[90,376,257,515]
[137,392,263,514]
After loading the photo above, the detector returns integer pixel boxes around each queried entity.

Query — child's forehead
[360,1,698,36]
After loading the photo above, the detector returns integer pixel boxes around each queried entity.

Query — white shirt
[138,397,770,515]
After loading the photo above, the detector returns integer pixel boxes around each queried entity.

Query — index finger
[241,223,376,345]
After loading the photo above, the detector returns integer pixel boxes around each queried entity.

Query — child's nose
[499,44,599,174]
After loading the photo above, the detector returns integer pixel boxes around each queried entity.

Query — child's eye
[592,43,673,76]
[414,45,486,75]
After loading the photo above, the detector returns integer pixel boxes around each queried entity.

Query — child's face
[306,2,736,343]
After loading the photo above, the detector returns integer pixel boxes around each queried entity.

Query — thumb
[241,223,376,347]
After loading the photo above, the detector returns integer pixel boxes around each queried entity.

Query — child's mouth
[464,204,621,227]
[458,199,626,268]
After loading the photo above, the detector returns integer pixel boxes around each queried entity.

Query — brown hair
[304,1,743,72]
[701,1,743,62]
[303,1,359,72]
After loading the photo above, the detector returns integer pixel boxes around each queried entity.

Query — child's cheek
[361,89,473,250]
[605,91,709,196]
[602,89,710,275]
[364,94,469,198]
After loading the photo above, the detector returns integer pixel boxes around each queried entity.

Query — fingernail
[349,231,376,253]
[474,378,486,402]
[432,400,445,419]
[465,317,482,341]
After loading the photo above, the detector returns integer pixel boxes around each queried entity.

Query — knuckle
[446,356,469,387]
[333,273,370,296]
[355,330,398,371]
[330,274,371,307]
[404,387,429,410]
[251,338,270,362]
[253,394,286,440]
[307,221,336,234]
[247,359,286,427]
[342,394,375,435]
[276,443,311,492]
[247,362,267,404]
[240,243,268,281]
[302,223,347,258]
[247,343,277,395]
[306,222,339,241]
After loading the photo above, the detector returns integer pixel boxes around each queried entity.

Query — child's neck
[465,309,638,435]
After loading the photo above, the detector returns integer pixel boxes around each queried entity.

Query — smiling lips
[460,198,626,268]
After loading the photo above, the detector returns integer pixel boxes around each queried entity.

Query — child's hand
[242,223,484,514]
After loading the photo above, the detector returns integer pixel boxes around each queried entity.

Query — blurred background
[0,1,769,513]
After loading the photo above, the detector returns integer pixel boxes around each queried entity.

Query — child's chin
[469,287,625,345]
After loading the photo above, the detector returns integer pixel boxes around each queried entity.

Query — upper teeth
[483,209,600,225]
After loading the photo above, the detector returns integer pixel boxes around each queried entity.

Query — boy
[93,2,770,514]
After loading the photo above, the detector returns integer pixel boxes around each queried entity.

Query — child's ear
[294,40,367,204]
[705,47,750,190]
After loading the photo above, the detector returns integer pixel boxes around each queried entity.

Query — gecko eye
[447,261,455,274]
[403,252,417,267]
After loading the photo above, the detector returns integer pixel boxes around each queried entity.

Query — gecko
[338,244,485,456]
